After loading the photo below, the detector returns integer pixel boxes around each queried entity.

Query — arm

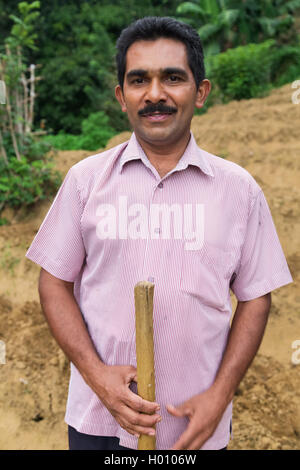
[38,268,161,437]
[167,293,271,450]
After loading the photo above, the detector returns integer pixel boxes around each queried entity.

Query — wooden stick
[16,46,23,138]
[134,281,156,450]
[28,63,35,133]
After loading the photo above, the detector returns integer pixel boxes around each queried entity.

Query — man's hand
[166,388,225,450]
[96,364,161,438]
[167,294,272,450]
[38,269,161,439]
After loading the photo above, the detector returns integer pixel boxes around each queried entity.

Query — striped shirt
[25,132,293,450]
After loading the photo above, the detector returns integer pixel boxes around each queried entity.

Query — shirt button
[148,276,155,283]
[154,227,161,233]
[158,182,163,189]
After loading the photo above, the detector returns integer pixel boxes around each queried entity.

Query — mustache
[138,103,177,116]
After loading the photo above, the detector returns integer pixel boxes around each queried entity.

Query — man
[25,17,293,450]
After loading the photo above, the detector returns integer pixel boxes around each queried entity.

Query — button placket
[130,184,161,362]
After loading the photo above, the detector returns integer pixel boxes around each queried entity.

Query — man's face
[115,38,210,147]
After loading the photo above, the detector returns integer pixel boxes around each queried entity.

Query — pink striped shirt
[25,132,292,450]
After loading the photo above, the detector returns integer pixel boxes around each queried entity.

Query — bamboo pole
[16,46,23,138]
[16,46,25,140]
[20,73,28,132]
[28,63,35,133]
[134,281,156,450]
[5,84,21,160]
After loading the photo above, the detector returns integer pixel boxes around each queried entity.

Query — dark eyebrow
[163,68,188,79]
[126,69,147,80]
[126,67,189,81]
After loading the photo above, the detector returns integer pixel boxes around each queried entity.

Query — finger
[119,404,161,436]
[170,423,199,450]
[123,367,160,413]
[185,436,206,450]
[117,417,141,438]
[126,423,157,438]
[125,366,138,385]
[166,403,193,419]
[123,403,162,429]
[125,388,160,414]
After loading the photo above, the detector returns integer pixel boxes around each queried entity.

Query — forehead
[125,38,190,74]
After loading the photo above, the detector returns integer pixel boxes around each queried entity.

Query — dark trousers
[68,425,132,450]
[68,425,227,450]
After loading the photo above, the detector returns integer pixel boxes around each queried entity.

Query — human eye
[131,77,146,85]
[166,75,182,83]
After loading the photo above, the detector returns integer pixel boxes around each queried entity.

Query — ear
[115,84,127,113]
[195,79,211,110]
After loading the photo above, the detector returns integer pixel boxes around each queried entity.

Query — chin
[138,127,176,143]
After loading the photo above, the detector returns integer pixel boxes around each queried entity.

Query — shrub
[0,155,61,215]
[43,111,115,151]
[79,111,115,150]
[270,43,300,87]
[208,40,276,102]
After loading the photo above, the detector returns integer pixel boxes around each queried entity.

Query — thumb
[166,403,192,418]
[126,365,138,384]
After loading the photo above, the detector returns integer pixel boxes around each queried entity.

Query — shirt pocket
[180,245,235,311]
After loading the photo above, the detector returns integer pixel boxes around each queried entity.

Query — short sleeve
[231,189,293,301]
[25,167,86,282]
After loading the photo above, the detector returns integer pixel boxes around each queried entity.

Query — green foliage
[42,111,115,151]
[31,1,182,135]
[2,130,52,162]
[176,0,300,55]
[0,155,61,212]
[7,1,40,50]
[0,0,41,161]
[270,42,300,86]
[208,40,276,102]
[34,4,116,135]
[1,0,299,143]
[79,111,115,150]
[176,0,240,55]
[0,1,62,219]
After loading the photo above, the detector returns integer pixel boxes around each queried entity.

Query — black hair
[116,16,205,90]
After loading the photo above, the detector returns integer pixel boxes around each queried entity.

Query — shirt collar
[118,132,214,178]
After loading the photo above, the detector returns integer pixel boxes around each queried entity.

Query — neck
[135,130,191,179]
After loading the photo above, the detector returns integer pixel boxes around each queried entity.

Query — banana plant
[176,0,300,56]
[176,0,240,55]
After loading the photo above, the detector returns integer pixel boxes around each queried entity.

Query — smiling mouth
[141,111,175,121]
[142,113,173,121]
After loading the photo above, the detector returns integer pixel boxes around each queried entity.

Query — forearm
[38,269,161,438]
[38,269,106,389]
[211,293,271,411]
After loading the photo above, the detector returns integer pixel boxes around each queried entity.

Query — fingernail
[148,430,155,436]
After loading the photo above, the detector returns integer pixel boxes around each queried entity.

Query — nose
[145,77,167,103]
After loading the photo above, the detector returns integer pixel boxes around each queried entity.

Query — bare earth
[0,83,299,450]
